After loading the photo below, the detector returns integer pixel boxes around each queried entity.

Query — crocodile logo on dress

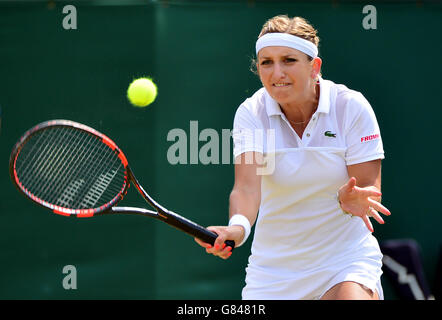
[324,131,336,138]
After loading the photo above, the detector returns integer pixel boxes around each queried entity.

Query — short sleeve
[232,105,264,158]
[344,94,384,165]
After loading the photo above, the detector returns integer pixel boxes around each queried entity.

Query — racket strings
[17,127,89,203]
[16,128,52,175]
[29,128,83,198]
[69,135,122,208]
[15,126,127,210]
[37,128,96,205]
[60,129,126,208]
[49,130,101,205]
[18,128,61,183]
[30,128,124,208]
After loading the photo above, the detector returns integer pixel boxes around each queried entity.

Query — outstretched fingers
[355,186,382,199]
[368,198,391,216]
[362,213,374,233]
[363,204,391,232]
[367,207,384,225]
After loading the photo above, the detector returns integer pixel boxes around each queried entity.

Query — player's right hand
[194,225,244,260]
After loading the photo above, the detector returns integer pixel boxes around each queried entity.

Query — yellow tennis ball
[127,77,158,107]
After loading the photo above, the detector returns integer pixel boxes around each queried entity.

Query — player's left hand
[337,177,391,232]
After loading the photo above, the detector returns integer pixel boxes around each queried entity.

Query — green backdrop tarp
[0,0,441,299]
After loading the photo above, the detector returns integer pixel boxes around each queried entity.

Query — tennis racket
[9,119,235,249]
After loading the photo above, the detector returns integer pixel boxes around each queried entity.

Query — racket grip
[159,209,236,250]
[224,240,235,250]
[199,228,235,251]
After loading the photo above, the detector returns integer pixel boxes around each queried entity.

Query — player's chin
[268,90,294,104]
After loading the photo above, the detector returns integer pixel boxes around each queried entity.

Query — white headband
[256,33,318,58]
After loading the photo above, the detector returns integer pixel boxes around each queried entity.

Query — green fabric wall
[0,0,440,299]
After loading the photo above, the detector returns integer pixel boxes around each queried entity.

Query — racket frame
[9,120,233,247]
[9,120,127,217]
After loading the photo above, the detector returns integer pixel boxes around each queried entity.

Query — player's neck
[280,84,320,124]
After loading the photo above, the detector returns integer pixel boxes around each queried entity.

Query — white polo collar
[265,76,331,117]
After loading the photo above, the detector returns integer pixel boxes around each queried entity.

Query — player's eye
[284,58,297,63]
[260,59,272,66]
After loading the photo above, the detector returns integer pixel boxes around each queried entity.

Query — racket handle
[205,233,236,252]
[192,224,236,250]
[161,210,236,250]
[224,240,236,250]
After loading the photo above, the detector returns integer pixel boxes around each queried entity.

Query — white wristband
[229,214,251,247]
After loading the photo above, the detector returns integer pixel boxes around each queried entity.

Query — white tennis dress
[232,77,385,300]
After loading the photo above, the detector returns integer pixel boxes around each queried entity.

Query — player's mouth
[273,83,291,87]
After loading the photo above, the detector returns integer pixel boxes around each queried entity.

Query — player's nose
[271,62,286,80]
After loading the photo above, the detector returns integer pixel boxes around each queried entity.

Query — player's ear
[311,57,322,79]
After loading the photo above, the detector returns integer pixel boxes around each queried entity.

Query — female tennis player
[195,15,391,300]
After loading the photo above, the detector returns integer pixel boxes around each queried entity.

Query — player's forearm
[346,160,383,203]
[229,188,260,227]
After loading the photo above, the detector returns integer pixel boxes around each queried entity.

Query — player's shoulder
[332,81,372,115]
[233,88,269,129]
[238,87,267,115]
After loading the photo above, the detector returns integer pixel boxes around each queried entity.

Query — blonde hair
[258,15,320,55]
